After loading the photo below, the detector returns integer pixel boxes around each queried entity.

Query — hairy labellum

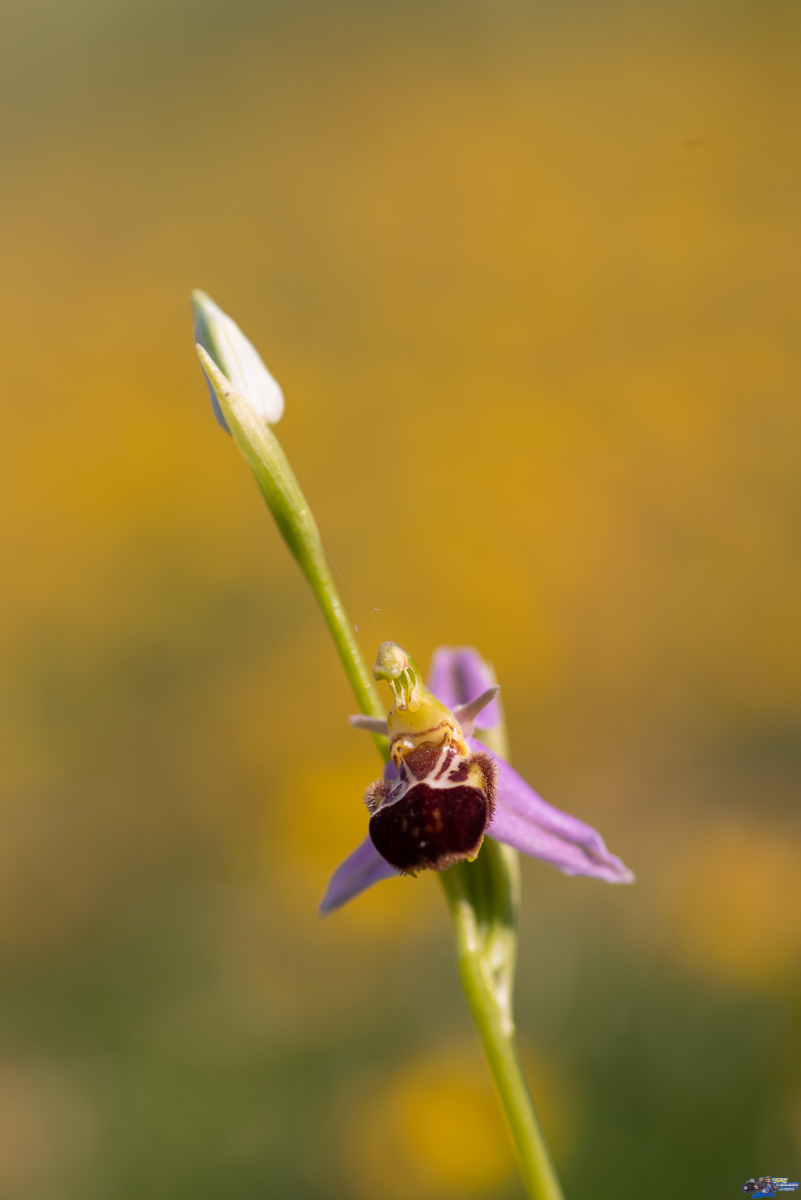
[366,740,497,873]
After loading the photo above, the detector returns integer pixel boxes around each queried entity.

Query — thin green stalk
[199,330,563,1198]
[440,852,564,1200]
[199,346,388,759]
[443,700,564,1200]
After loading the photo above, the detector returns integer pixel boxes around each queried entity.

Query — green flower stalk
[192,291,387,758]
[191,291,633,1200]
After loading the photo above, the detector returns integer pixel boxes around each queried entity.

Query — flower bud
[192,290,284,432]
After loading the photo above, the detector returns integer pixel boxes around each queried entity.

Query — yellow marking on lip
[388,717,468,769]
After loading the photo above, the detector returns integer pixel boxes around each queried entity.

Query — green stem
[440,855,565,1200]
[200,347,388,758]
[203,346,561,1196]
[440,688,565,1200]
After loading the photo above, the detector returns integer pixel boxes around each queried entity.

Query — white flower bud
[192,290,284,432]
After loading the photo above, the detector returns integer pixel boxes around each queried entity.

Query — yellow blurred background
[0,0,800,1196]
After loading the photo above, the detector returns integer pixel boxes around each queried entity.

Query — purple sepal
[318,835,398,915]
[468,738,635,884]
[428,646,500,728]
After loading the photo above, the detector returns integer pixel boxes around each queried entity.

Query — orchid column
[191,291,634,1200]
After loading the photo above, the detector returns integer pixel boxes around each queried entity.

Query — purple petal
[428,647,500,728]
[468,738,635,885]
[319,836,399,915]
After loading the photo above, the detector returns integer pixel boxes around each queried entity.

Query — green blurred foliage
[0,0,800,1196]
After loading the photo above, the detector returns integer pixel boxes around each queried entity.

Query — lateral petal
[428,647,500,728]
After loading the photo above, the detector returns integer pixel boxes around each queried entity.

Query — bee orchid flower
[320,642,634,913]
